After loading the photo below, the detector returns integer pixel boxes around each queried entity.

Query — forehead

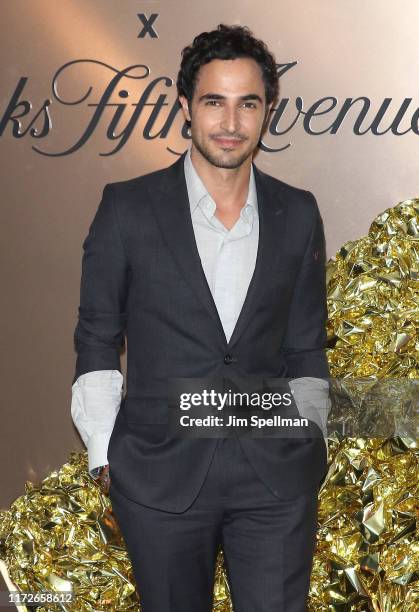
[194,58,265,96]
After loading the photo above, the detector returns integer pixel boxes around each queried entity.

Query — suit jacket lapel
[149,153,288,350]
[227,164,288,350]
[150,153,228,346]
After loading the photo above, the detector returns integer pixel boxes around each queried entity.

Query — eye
[205,100,221,106]
[242,102,257,109]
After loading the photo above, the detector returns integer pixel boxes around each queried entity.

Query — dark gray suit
[73,152,329,610]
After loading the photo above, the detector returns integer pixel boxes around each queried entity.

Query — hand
[97,464,111,494]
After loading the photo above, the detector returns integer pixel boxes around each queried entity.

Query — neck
[190,145,252,209]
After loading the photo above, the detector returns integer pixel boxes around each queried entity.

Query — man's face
[179,58,271,169]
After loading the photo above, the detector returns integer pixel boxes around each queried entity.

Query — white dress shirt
[71,149,330,475]
[184,146,259,342]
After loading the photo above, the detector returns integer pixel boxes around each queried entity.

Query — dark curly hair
[176,24,279,106]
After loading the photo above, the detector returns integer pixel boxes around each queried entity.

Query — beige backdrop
[1,0,418,509]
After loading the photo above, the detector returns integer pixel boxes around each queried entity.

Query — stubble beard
[192,133,254,170]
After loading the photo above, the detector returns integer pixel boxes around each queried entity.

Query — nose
[220,105,240,134]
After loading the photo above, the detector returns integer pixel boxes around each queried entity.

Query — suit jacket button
[224,354,233,365]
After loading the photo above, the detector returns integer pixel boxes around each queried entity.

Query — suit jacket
[73,152,330,512]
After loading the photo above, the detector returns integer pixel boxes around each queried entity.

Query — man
[71,24,331,612]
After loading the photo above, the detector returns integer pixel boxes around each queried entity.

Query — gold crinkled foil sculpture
[326,198,418,378]
[0,198,418,611]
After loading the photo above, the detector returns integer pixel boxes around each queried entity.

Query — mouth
[211,136,245,149]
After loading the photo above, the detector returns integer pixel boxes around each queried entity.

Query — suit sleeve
[281,191,330,379]
[72,184,130,385]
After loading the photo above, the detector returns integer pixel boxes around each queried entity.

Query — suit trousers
[109,435,320,612]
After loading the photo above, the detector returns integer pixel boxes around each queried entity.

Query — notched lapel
[148,153,228,346]
[227,164,288,350]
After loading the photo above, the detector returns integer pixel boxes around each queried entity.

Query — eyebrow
[198,93,263,103]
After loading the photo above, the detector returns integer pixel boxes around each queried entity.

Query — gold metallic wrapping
[311,198,418,611]
[326,198,418,379]
[0,199,418,611]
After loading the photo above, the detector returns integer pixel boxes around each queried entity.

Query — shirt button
[224,354,233,365]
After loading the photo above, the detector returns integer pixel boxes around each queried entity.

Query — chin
[208,148,252,170]
[192,136,254,169]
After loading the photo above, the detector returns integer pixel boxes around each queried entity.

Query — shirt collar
[183,147,258,217]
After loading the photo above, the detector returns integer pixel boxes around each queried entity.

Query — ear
[179,95,191,122]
